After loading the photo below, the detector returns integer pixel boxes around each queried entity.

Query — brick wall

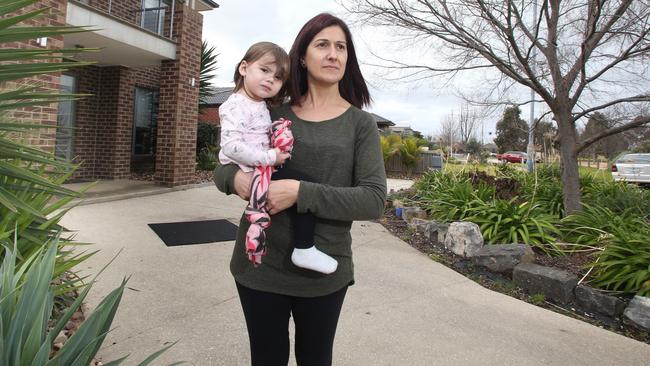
[69,65,160,180]
[155,2,202,186]
[2,0,67,153]
[198,105,220,125]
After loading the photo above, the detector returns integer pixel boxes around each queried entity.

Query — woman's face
[303,25,348,86]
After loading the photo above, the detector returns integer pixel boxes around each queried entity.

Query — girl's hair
[287,13,371,109]
[233,42,290,106]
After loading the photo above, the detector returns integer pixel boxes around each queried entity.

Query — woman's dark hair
[288,13,371,108]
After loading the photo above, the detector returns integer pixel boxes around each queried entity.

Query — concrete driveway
[60,185,650,366]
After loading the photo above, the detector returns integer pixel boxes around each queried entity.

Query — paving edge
[64,181,215,208]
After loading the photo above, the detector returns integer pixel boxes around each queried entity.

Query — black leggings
[236,282,348,366]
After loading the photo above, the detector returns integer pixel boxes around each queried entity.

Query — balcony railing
[79,0,176,40]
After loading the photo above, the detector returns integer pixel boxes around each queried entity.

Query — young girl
[219,41,338,274]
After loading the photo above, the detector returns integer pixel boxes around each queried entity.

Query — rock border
[402,213,649,333]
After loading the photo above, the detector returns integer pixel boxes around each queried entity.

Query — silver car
[611,153,650,184]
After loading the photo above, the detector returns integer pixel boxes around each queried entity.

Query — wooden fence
[385,151,443,174]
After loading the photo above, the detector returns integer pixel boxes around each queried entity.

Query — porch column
[155,1,202,186]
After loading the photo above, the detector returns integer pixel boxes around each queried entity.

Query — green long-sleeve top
[213,103,387,297]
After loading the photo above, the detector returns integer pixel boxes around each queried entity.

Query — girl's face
[303,26,348,86]
[238,53,283,101]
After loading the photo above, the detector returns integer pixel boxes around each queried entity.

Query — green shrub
[0,239,175,365]
[416,170,494,222]
[0,0,96,288]
[196,121,220,154]
[380,134,402,165]
[590,223,650,296]
[399,137,424,176]
[560,204,643,247]
[196,145,220,171]
[466,199,561,254]
[583,180,650,220]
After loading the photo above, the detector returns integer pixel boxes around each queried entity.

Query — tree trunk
[557,113,581,214]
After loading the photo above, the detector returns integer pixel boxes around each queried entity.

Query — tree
[465,137,482,158]
[494,106,528,153]
[438,114,459,155]
[457,104,480,145]
[581,112,629,160]
[199,40,218,110]
[343,0,650,213]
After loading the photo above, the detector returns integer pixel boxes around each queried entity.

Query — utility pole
[526,0,537,173]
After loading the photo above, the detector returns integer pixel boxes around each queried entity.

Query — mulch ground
[376,207,650,344]
[131,169,215,184]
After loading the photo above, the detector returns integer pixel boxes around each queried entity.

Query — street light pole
[527,0,537,173]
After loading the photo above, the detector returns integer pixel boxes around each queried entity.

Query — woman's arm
[213,163,252,200]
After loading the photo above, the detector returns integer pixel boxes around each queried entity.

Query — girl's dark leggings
[236,282,348,366]
[271,167,315,249]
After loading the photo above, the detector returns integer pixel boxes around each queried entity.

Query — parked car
[611,153,650,184]
[496,151,528,163]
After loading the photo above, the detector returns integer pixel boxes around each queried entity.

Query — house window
[140,0,170,35]
[132,87,159,155]
[55,74,76,160]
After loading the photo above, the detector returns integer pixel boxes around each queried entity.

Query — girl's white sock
[291,246,338,274]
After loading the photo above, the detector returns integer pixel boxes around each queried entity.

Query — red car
[496,151,529,163]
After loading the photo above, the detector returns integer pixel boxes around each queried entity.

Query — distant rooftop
[203,87,234,105]
[371,113,395,127]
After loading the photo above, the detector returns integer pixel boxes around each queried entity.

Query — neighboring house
[389,125,418,137]
[198,86,233,125]
[371,112,395,131]
[5,0,218,185]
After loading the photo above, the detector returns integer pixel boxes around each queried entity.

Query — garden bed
[377,207,650,344]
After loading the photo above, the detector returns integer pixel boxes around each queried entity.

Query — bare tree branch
[577,114,650,153]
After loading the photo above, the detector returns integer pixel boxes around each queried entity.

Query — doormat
[148,219,239,247]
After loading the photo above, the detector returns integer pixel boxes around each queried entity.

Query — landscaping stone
[408,219,449,243]
[470,244,535,272]
[434,223,448,243]
[623,295,650,332]
[513,263,578,304]
[408,218,431,232]
[402,207,427,223]
[575,285,627,317]
[443,221,484,257]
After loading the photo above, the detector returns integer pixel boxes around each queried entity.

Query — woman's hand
[234,170,253,200]
[267,179,300,215]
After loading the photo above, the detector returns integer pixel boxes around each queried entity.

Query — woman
[214,13,386,366]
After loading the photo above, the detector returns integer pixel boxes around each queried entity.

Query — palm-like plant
[399,136,423,176]
[0,1,177,363]
[380,133,401,166]
[199,40,218,108]
[0,0,98,277]
[0,238,176,365]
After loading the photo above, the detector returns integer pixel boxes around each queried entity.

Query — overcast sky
[201,0,500,138]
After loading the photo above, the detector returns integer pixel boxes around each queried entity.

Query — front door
[55,74,76,160]
[132,87,159,171]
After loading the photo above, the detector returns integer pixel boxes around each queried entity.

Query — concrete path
[60,183,650,366]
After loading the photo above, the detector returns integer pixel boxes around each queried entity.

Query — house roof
[371,113,395,126]
[197,0,219,11]
[203,87,234,105]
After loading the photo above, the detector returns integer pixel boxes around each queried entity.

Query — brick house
[6,0,218,186]
[198,86,232,125]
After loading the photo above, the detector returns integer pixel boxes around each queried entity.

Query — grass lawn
[442,162,614,182]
